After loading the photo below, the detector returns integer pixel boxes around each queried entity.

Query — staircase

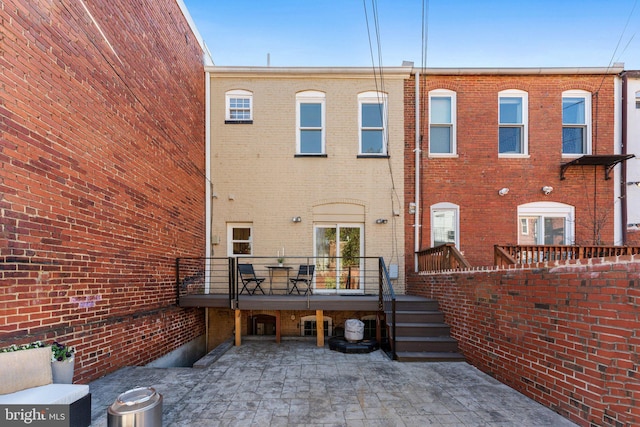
[386,295,465,362]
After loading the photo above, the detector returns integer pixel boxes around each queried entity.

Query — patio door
[314,224,363,294]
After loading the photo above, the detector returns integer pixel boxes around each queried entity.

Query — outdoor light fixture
[542,186,553,195]
[291,216,302,223]
[498,188,509,196]
[627,181,640,187]
[375,218,388,224]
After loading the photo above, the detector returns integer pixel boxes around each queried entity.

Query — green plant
[277,257,285,264]
[51,341,75,362]
[0,341,46,353]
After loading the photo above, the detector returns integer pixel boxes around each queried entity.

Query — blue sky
[183,0,640,69]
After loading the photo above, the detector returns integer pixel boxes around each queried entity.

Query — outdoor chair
[288,264,315,295]
[238,263,266,295]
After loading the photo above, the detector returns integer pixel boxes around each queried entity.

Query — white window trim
[429,89,457,157]
[296,90,326,155]
[498,89,529,158]
[358,91,388,156]
[225,89,253,122]
[517,202,575,245]
[430,202,460,248]
[562,90,592,158]
[227,223,253,256]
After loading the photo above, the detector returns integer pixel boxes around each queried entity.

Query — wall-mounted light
[375,218,388,224]
[408,202,416,215]
[498,188,509,196]
[291,216,302,223]
[627,182,640,187]
[541,186,553,195]
[228,194,235,200]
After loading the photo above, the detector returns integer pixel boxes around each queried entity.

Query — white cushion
[0,384,89,405]
[0,347,52,394]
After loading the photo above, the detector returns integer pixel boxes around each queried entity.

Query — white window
[225,90,253,122]
[227,223,253,256]
[562,90,591,156]
[498,90,528,156]
[429,89,456,156]
[430,202,460,248]
[517,202,575,245]
[296,91,325,155]
[636,90,640,109]
[358,91,388,155]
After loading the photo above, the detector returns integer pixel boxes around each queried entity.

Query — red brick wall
[404,74,618,270]
[407,258,640,427]
[1,0,206,382]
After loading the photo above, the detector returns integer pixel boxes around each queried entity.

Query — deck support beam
[316,309,324,347]
[235,309,241,346]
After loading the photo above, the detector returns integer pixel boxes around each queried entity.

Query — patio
[88,339,577,426]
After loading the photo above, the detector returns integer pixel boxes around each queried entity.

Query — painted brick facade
[407,258,640,427]
[1,0,207,382]
[404,72,621,270]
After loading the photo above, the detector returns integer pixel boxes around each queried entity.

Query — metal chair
[288,264,315,295]
[238,264,265,295]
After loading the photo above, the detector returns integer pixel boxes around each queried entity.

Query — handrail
[378,257,396,360]
[495,244,640,265]
[416,243,472,272]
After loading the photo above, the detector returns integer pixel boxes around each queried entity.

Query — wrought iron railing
[495,244,640,266]
[378,257,396,360]
[416,244,472,272]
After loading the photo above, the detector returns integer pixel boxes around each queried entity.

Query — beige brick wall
[209,69,408,292]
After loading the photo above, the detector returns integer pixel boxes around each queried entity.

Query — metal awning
[560,154,635,180]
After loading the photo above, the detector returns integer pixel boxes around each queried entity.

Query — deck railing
[378,258,396,360]
[416,244,472,272]
[494,244,640,266]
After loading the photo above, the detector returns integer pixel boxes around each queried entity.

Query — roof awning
[560,154,635,180]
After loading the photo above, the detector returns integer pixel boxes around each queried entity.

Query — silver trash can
[107,387,163,427]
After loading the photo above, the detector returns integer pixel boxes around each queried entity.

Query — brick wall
[407,258,640,427]
[1,0,206,382]
[404,73,619,270]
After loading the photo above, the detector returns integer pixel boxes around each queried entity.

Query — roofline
[176,0,214,66]
[206,65,624,76]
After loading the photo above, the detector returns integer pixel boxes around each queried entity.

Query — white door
[313,224,363,294]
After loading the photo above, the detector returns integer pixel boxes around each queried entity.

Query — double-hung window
[562,90,591,155]
[498,90,528,156]
[296,91,325,155]
[429,89,456,156]
[225,89,253,123]
[358,91,388,156]
[227,223,253,256]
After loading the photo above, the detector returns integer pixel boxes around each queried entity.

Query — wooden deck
[179,294,380,311]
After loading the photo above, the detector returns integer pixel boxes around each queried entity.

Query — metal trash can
[107,387,163,427]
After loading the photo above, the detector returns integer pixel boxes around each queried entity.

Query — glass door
[314,224,363,294]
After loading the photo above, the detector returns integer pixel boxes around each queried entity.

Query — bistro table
[266,265,293,294]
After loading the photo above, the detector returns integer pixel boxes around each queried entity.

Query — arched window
[225,89,253,122]
[300,315,332,336]
[430,202,460,248]
[517,202,575,245]
[562,90,591,156]
[498,89,528,156]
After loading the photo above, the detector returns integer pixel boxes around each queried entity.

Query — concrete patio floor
[88,338,577,426]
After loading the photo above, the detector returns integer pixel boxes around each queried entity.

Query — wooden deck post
[235,309,241,346]
[275,310,281,343]
[316,309,324,347]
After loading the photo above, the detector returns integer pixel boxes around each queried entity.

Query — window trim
[498,89,528,157]
[358,91,388,156]
[562,90,592,157]
[296,90,326,155]
[225,89,253,123]
[517,202,575,245]
[430,202,460,248]
[227,223,253,256]
[428,89,457,157]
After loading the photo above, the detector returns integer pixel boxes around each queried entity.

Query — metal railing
[416,244,472,272]
[495,244,640,266]
[378,257,396,360]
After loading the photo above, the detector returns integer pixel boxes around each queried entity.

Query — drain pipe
[414,70,421,272]
[621,72,628,244]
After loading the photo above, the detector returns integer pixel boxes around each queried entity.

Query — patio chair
[288,264,315,295]
[238,264,266,295]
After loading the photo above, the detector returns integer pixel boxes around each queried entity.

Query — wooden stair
[386,295,465,362]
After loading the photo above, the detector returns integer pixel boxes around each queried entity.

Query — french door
[313,224,363,294]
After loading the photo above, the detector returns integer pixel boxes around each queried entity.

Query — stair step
[394,336,459,353]
[395,351,466,362]
[394,300,439,311]
[388,322,451,337]
[390,310,445,323]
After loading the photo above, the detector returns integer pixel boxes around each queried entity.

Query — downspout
[621,72,628,244]
[414,71,421,272]
[204,70,212,351]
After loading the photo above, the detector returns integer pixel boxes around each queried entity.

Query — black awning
[560,154,635,180]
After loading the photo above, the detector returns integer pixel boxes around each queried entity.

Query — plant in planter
[0,341,46,353]
[50,341,76,384]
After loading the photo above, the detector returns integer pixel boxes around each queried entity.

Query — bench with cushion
[0,346,91,427]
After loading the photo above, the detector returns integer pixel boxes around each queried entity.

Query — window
[562,90,591,155]
[358,91,388,155]
[225,90,253,123]
[300,315,332,336]
[636,91,640,109]
[429,89,456,155]
[517,202,575,245]
[227,223,253,256]
[431,202,460,248]
[498,90,528,155]
[296,91,325,155]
